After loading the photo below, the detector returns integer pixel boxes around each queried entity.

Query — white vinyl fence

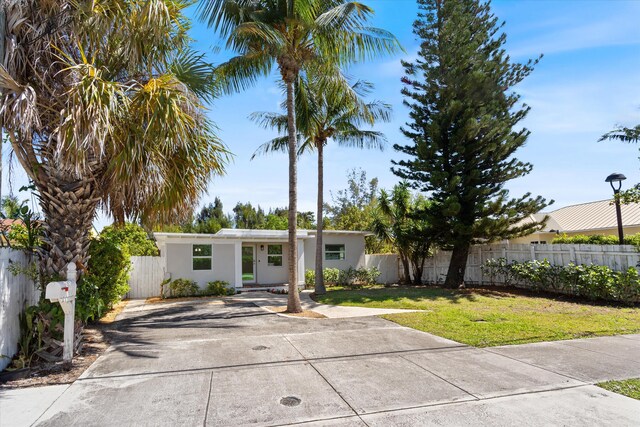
[422,243,640,285]
[127,256,166,299]
[364,254,399,284]
[0,248,39,371]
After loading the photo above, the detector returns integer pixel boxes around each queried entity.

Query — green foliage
[13,301,64,368]
[394,0,550,287]
[83,238,130,312]
[193,198,233,233]
[99,223,158,256]
[373,183,435,285]
[77,224,151,321]
[75,277,107,323]
[598,378,640,400]
[482,258,640,303]
[325,169,391,254]
[202,280,235,296]
[552,233,640,246]
[1,195,22,218]
[323,268,341,286]
[169,278,200,297]
[305,267,380,288]
[305,269,316,288]
[0,201,42,251]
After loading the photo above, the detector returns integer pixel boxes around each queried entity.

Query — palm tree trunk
[314,141,326,295]
[37,165,99,280]
[285,78,302,313]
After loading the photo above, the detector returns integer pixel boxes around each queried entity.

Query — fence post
[569,246,576,264]
[530,244,536,261]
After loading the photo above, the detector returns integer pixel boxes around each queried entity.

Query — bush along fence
[419,243,640,304]
[421,243,640,286]
[482,258,640,303]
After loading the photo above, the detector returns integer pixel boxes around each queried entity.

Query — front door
[242,245,256,284]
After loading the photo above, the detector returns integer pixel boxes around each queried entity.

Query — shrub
[305,269,315,288]
[482,257,640,303]
[84,238,131,310]
[13,301,64,368]
[304,267,381,288]
[169,278,200,297]
[202,280,235,296]
[552,233,640,246]
[98,223,159,256]
[323,268,341,285]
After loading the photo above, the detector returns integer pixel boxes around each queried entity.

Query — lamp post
[605,173,627,244]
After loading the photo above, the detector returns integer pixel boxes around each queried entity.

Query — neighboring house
[154,229,370,290]
[510,200,640,244]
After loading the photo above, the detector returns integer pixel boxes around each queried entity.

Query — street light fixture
[605,172,627,244]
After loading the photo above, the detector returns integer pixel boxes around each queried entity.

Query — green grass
[598,378,640,400]
[314,286,640,347]
[242,274,254,281]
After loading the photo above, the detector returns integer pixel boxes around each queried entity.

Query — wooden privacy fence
[364,254,399,284]
[127,256,165,299]
[0,249,39,371]
[422,243,640,285]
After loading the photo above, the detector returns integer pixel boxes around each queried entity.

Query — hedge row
[482,258,640,303]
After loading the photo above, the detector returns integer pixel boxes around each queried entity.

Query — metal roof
[543,199,640,232]
[515,199,640,234]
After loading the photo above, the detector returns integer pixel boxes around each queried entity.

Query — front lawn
[598,379,640,400]
[313,286,640,347]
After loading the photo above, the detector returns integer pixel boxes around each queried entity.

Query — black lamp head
[606,173,627,192]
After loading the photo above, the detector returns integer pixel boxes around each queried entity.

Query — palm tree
[372,183,435,285]
[199,0,400,311]
[0,1,229,277]
[251,74,390,294]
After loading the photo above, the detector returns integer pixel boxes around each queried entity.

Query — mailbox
[45,263,78,364]
[45,280,77,303]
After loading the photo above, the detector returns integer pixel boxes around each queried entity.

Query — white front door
[242,245,256,284]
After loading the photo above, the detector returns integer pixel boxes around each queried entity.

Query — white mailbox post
[45,263,77,363]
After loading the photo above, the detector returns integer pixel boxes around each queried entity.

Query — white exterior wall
[304,234,366,272]
[254,242,289,285]
[0,249,39,371]
[165,242,236,288]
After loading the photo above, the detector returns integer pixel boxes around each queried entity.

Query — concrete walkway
[2,298,640,426]
[234,290,425,318]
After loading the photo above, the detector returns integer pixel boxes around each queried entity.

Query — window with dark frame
[267,245,283,266]
[193,244,212,270]
[325,244,345,261]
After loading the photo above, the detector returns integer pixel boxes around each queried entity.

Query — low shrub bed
[166,279,235,298]
[305,266,381,288]
[482,258,640,304]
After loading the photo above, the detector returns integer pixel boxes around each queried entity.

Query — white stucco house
[154,229,371,290]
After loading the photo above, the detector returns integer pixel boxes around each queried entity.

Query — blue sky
[2,0,640,228]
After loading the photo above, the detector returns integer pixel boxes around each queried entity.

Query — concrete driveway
[25,297,640,426]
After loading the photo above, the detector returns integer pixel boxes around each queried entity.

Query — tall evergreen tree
[394,0,550,288]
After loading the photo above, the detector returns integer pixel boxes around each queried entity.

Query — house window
[267,245,283,266]
[193,244,212,270]
[325,244,345,261]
